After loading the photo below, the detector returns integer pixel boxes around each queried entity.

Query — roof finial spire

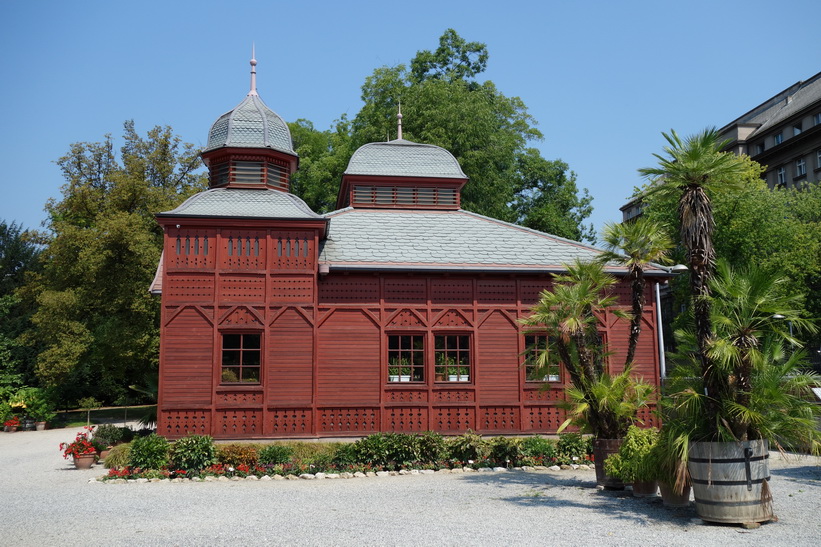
[397,101,403,140]
[249,44,258,96]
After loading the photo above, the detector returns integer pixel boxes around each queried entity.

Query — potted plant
[388,357,412,382]
[603,425,659,497]
[522,260,654,489]
[646,424,691,507]
[25,391,57,431]
[447,365,469,382]
[663,261,821,523]
[4,415,20,432]
[60,426,104,469]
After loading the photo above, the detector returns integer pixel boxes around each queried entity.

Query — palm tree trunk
[625,266,644,367]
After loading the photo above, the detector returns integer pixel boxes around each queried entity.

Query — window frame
[814,112,821,126]
[220,332,262,385]
[434,333,472,383]
[795,157,807,178]
[386,333,426,383]
[522,333,561,383]
[793,123,803,137]
[774,132,783,145]
[776,166,787,186]
[816,149,821,170]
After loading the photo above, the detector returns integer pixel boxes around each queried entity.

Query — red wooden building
[152,58,668,439]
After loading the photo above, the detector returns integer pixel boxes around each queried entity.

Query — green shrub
[417,431,448,463]
[447,430,489,462]
[488,436,522,465]
[353,433,421,468]
[331,442,359,467]
[603,426,658,482]
[93,424,125,447]
[556,433,590,465]
[521,436,557,461]
[103,443,131,469]
[129,434,170,470]
[217,443,259,466]
[171,435,217,471]
[258,444,294,465]
[119,427,135,443]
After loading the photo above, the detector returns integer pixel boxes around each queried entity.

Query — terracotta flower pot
[73,454,97,470]
[659,481,691,507]
[35,422,47,431]
[631,479,658,497]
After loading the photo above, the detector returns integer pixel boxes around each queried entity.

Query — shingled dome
[345,139,467,179]
[204,94,295,156]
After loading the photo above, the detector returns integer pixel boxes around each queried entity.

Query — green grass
[56,405,155,428]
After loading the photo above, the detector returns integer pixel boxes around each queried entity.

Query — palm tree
[638,128,748,412]
[598,217,672,368]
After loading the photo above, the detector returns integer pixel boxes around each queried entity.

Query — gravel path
[1,428,819,546]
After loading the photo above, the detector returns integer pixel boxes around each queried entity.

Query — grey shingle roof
[204,93,295,156]
[319,208,637,273]
[345,139,467,179]
[157,188,322,220]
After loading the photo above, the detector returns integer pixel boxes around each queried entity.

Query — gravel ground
[1,427,820,546]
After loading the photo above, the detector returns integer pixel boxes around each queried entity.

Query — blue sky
[1,0,817,241]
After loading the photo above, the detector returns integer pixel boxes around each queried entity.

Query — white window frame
[776,166,786,185]
[795,157,806,177]
[816,149,821,169]
[814,112,821,126]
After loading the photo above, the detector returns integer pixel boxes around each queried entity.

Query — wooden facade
[155,219,661,439]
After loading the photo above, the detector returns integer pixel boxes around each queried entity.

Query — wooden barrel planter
[592,438,624,490]
[688,440,773,524]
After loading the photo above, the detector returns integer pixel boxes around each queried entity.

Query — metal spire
[397,101,403,140]
[249,44,258,96]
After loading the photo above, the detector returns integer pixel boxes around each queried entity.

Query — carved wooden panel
[434,310,472,328]
[159,410,210,438]
[385,390,427,403]
[220,230,266,270]
[519,279,552,307]
[480,406,520,431]
[385,407,428,432]
[270,276,314,302]
[384,279,426,304]
[319,276,379,303]
[431,279,472,304]
[216,391,263,406]
[637,405,659,428]
[523,406,564,432]
[167,228,216,269]
[272,231,314,271]
[216,409,262,437]
[523,388,563,401]
[267,409,312,436]
[219,306,262,327]
[432,390,474,403]
[165,274,215,301]
[433,407,475,432]
[477,280,517,304]
[318,408,379,433]
[220,275,265,301]
[387,309,426,328]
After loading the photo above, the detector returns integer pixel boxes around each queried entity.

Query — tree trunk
[625,267,645,367]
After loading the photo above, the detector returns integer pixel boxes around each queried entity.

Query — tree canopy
[289,29,595,242]
[21,121,206,404]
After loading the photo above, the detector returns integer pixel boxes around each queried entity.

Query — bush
[258,444,294,465]
[129,434,170,470]
[521,436,557,461]
[488,436,522,466]
[171,435,217,471]
[556,433,590,465]
[603,426,658,482]
[119,427,135,443]
[331,442,359,467]
[447,430,489,462]
[93,424,125,447]
[217,443,259,467]
[353,433,421,468]
[417,431,448,463]
[104,443,132,469]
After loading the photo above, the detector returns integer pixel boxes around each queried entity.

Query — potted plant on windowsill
[447,366,470,382]
[663,261,821,524]
[388,357,412,382]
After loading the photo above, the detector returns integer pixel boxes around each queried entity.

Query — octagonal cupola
[201,52,298,192]
[337,107,468,210]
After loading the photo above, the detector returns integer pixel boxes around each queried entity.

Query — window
[816,149,821,169]
[387,334,425,382]
[774,133,783,145]
[795,157,806,178]
[776,166,786,186]
[814,112,821,126]
[233,161,264,184]
[523,334,560,382]
[755,143,765,155]
[221,333,261,383]
[793,123,802,136]
[435,334,471,382]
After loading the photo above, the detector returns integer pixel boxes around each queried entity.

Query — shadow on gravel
[770,465,821,481]
[456,471,696,527]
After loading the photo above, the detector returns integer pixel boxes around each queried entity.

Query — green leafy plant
[521,435,557,462]
[353,433,421,468]
[447,430,489,462]
[603,425,658,482]
[171,435,217,471]
[556,433,591,465]
[93,424,125,447]
[129,433,170,470]
[488,436,522,466]
[417,431,448,463]
[258,444,295,465]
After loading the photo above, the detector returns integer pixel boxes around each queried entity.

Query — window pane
[242,367,260,383]
[221,368,240,383]
[244,334,261,349]
[244,350,260,366]
[223,334,242,349]
[222,350,240,366]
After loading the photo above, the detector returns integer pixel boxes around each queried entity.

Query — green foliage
[103,442,131,469]
[216,443,259,467]
[556,433,592,465]
[170,435,217,471]
[603,426,658,482]
[487,436,522,465]
[128,433,170,469]
[417,431,449,463]
[257,444,295,465]
[22,121,206,404]
[330,442,359,467]
[520,436,557,461]
[352,433,421,468]
[92,423,125,447]
[447,430,489,462]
